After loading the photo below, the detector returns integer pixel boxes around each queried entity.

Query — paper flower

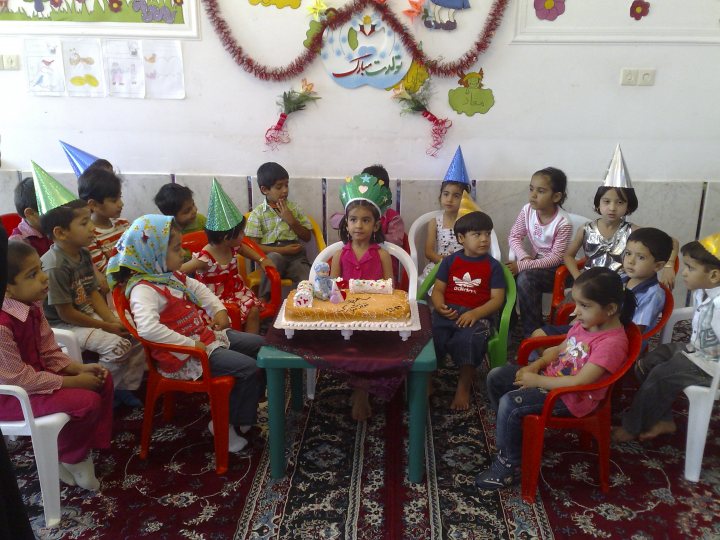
[392,82,452,157]
[265,80,321,149]
[534,0,565,21]
[402,0,424,22]
[108,0,123,11]
[630,0,650,20]
[306,0,327,21]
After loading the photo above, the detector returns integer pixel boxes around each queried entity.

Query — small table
[257,339,436,483]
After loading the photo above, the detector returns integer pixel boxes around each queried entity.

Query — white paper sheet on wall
[62,40,107,98]
[142,40,185,100]
[103,39,146,99]
[25,39,66,97]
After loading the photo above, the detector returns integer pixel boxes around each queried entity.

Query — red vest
[141,280,216,373]
[0,306,45,372]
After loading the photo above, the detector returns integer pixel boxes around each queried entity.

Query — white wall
[1,1,719,181]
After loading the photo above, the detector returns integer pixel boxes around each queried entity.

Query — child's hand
[282,244,303,255]
[259,257,275,269]
[436,303,459,320]
[515,364,540,383]
[97,274,110,296]
[505,261,519,276]
[455,311,480,328]
[80,363,108,383]
[194,340,207,351]
[275,199,294,223]
[514,370,541,390]
[659,266,676,289]
[104,321,129,337]
[211,311,231,331]
[66,372,104,391]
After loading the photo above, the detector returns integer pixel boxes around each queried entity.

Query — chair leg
[596,429,611,492]
[208,385,233,475]
[140,377,161,460]
[306,368,317,400]
[162,393,176,422]
[684,386,713,482]
[31,421,68,528]
[521,418,545,504]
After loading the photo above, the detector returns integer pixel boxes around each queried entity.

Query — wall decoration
[629,0,649,20]
[401,0,423,22]
[104,39,145,98]
[321,8,411,89]
[424,0,470,30]
[265,79,320,148]
[448,69,494,116]
[533,0,565,21]
[203,0,510,81]
[390,59,429,93]
[62,39,106,97]
[0,0,198,37]
[392,82,451,157]
[25,38,66,96]
[142,39,185,99]
[249,0,301,10]
[307,0,327,19]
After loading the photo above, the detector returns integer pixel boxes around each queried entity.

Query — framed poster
[0,0,199,38]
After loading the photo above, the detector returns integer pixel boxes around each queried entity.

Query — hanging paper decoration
[389,59,429,94]
[321,9,412,89]
[265,79,321,149]
[534,0,565,21]
[392,82,451,157]
[202,0,511,81]
[448,69,495,116]
[307,0,328,19]
[424,0,470,31]
[402,0,424,22]
[249,0,300,9]
[629,0,650,20]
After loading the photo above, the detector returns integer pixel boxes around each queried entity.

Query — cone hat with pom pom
[206,178,244,232]
[31,161,78,215]
[339,173,392,215]
[60,141,101,178]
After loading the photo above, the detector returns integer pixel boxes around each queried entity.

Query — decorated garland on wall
[201,0,510,81]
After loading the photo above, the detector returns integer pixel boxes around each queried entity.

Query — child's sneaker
[208,420,248,453]
[61,457,100,491]
[475,454,521,490]
[113,389,142,408]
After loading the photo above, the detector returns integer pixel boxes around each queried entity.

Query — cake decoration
[313,261,333,300]
[349,278,393,295]
[293,280,314,307]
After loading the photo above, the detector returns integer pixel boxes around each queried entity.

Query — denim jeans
[431,305,493,368]
[486,364,570,465]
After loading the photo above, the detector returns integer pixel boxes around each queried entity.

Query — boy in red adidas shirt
[431,211,506,411]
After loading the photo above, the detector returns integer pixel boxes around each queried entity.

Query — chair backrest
[181,230,207,254]
[1,213,21,235]
[309,241,418,300]
[52,328,82,361]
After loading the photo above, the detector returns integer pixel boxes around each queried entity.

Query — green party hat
[31,161,78,215]
[339,173,392,214]
[206,178,244,232]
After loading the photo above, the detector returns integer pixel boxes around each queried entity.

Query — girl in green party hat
[181,179,270,334]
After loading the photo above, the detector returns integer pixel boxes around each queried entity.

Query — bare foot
[639,420,677,441]
[611,426,636,443]
[351,389,372,422]
[450,383,471,411]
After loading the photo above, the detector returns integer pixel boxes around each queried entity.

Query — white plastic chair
[0,328,82,528]
[407,210,501,288]
[658,301,720,482]
[305,241,418,399]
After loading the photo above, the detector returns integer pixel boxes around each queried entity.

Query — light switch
[2,55,20,70]
[620,68,638,86]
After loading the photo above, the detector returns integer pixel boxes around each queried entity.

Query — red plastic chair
[112,287,235,475]
[181,231,282,330]
[1,213,21,235]
[516,323,643,503]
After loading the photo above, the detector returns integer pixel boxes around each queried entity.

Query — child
[34,166,145,408]
[107,215,265,452]
[330,175,394,283]
[0,241,113,491]
[431,211,506,411]
[180,179,268,334]
[612,234,720,443]
[245,162,312,300]
[154,183,207,234]
[477,267,635,489]
[534,227,672,338]
[419,164,470,284]
[361,164,405,248]
[78,167,130,294]
[9,177,52,257]
[507,167,572,337]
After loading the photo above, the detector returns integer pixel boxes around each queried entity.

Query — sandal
[475,457,520,490]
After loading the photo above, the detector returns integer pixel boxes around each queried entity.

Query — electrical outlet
[638,69,656,86]
[621,68,638,86]
[2,55,20,70]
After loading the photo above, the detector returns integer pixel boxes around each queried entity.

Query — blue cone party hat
[443,146,470,185]
[60,141,101,178]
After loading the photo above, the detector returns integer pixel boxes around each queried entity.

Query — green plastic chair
[418,262,516,369]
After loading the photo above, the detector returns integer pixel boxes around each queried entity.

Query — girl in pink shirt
[476,267,635,490]
[0,241,112,491]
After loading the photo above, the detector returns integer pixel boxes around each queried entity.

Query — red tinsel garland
[201,0,509,81]
[421,110,452,157]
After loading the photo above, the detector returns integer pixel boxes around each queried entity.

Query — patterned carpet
[8,322,720,539]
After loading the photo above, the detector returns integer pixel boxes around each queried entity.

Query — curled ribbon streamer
[422,110,452,157]
[265,113,291,149]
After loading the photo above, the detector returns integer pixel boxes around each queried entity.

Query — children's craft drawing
[448,69,495,116]
[25,38,65,96]
[423,0,470,30]
[62,39,106,96]
[321,9,412,89]
[103,38,145,98]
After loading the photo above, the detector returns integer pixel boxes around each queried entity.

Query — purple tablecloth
[265,304,432,400]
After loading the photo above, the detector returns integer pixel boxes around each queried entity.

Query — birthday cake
[284,279,411,323]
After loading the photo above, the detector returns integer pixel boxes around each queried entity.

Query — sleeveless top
[583,219,633,273]
[339,243,384,280]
